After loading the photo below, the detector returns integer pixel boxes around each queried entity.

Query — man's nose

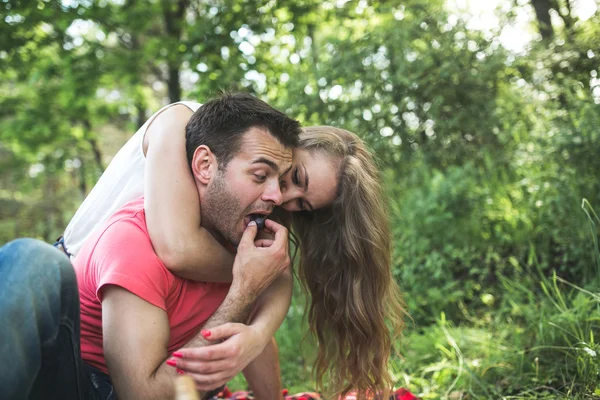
[263,179,284,206]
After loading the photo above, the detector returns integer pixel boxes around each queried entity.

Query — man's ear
[190,145,217,185]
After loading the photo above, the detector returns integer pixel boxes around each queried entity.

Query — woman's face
[279,148,340,212]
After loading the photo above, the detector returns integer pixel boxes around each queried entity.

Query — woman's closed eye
[292,168,300,186]
[297,198,306,211]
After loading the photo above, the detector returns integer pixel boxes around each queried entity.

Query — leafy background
[2,0,600,398]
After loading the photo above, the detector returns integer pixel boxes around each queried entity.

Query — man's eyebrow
[252,157,280,173]
[252,157,293,178]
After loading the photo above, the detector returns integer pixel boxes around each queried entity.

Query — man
[0,93,300,400]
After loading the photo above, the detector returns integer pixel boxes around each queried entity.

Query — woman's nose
[281,184,301,203]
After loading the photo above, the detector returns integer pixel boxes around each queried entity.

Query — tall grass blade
[581,199,600,277]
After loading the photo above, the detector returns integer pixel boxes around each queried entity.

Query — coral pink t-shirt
[73,197,230,374]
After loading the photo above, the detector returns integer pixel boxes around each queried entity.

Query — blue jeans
[0,239,114,400]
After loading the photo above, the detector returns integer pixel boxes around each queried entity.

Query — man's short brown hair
[185,92,300,169]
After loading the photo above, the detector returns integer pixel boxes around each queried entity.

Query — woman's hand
[167,323,270,390]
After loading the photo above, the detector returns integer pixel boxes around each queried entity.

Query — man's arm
[102,220,290,399]
[102,280,263,400]
[102,285,178,400]
[171,268,293,390]
[247,267,293,343]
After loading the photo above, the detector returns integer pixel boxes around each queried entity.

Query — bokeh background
[2,0,600,398]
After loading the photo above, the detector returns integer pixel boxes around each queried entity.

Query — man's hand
[254,225,275,247]
[232,219,290,298]
[167,323,267,391]
[166,221,290,391]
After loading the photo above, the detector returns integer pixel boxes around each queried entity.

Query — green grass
[389,265,600,399]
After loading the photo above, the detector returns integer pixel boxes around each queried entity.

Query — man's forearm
[185,282,258,348]
[164,220,291,395]
[247,269,293,336]
[189,266,292,343]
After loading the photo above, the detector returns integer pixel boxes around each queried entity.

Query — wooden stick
[174,375,201,400]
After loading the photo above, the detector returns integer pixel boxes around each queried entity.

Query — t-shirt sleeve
[91,215,172,311]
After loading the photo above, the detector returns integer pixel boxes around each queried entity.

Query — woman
[62,100,405,399]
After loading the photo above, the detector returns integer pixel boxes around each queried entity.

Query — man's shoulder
[99,198,148,243]
[104,197,147,227]
[76,197,153,266]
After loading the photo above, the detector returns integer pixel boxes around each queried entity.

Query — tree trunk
[136,102,146,129]
[87,138,105,174]
[168,65,181,102]
[530,0,554,39]
[162,0,189,102]
[78,158,88,198]
[82,120,105,173]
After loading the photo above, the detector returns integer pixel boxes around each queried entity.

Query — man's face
[201,127,293,246]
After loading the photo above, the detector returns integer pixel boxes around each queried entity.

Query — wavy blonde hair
[290,126,406,399]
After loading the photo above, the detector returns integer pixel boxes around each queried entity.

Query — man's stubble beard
[200,169,244,247]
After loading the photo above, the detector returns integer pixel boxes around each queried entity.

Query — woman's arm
[143,104,234,282]
[242,338,282,400]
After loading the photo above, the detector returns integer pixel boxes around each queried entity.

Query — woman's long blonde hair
[291,126,406,399]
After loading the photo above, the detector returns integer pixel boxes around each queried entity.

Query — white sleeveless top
[63,101,202,258]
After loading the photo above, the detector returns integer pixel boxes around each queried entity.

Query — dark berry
[250,215,266,230]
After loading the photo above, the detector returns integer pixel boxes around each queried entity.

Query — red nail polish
[177,368,184,375]
[201,330,211,337]
[172,352,183,358]
[166,359,177,367]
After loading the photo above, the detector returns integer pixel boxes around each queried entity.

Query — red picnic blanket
[207,387,418,400]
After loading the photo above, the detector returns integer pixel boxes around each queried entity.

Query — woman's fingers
[199,323,244,342]
[170,357,235,375]
[188,371,233,392]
